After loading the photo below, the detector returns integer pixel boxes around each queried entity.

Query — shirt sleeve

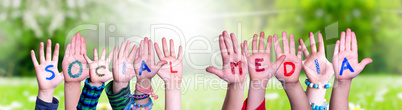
[241,98,266,110]
[77,78,105,110]
[105,80,131,110]
[35,97,59,110]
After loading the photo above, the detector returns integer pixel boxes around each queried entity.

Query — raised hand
[154,38,183,85]
[31,39,63,102]
[273,31,302,83]
[83,48,114,86]
[299,32,334,85]
[112,41,137,92]
[242,32,286,81]
[134,38,167,82]
[332,28,372,80]
[206,31,248,84]
[62,33,89,82]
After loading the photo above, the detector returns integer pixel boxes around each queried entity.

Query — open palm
[31,40,63,90]
[242,32,285,81]
[273,32,302,83]
[206,31,248,84]
[62,33,89,82]
[300,32,334,84]
[154,38,183,84]
[112,41,137,83]
[84,48,113,84]
[134,38,167,80]
[333,29,372,80]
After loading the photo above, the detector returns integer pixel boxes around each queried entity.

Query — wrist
[249,79,269,90]
[38,89,55,103]
[137,78,152,89]
[306,87,327,105]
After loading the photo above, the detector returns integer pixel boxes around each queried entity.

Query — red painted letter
[283,62,295,76]
[255,58,265,72]
[170,61,178,73]
[230,61,243,75]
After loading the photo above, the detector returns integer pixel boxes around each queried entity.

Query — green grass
[1,74,401,110]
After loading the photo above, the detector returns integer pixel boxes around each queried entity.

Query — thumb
[273,55,286,71]
[155,60,168,69]
[83,54,92,63]
[358,58,372,70]
[206,66,223,78]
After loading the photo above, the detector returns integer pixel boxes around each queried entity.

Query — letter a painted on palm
[340,58,354,76]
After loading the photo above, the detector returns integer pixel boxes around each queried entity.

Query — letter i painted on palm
[315,59,320,74]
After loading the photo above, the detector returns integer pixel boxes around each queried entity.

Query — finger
[351,32,358,52]
[206,66,223,78]
[297,45,302,59]
[318,33,325,53]
[178,46,183,60]
[125,40,131,58]
[113,46,118,63]
[162,37,170,56]
[273,55,286,71]
[81,35,87,55]
[106,50,113,64]
[334,40,340,56]
[71,36,76,55]
[289,34,295,54]
[243,40,250,58]
[299,39,310,58]
[265,35,272,54]
[83,54,92,63]
[155,60,168,69]
[340,31,345,52]
[170,39,176,57]
[31,50,39,67]
[53,43,60,62]
[282,31,289,53]
[252,34,258,54]
[46,39,52,61]
[39,42,45,64]
[118,41,126,58]
[358,58,373,70]
[230,33,240,54]
[309,32,317,53]
[223,31,234,55]
[128,45,137,62]
[218,35,228,56]
[139,40,144,56]
[134,48,140,60]
[346,28,351,51]
[259,32,265,53]
[143,38,148,56]
[93,48,98,60]
[76,33,81,55]
[273,34,282,58]
[154,43,164,59]
[100,48,106,60]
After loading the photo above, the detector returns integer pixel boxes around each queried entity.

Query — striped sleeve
[105,80,131,110]
[77,78,105,110]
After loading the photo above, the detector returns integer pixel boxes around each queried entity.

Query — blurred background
[0,0,401,109]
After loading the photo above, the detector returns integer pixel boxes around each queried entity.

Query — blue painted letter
[315,59,320,74]
[139,61,151,76]
[45,65,55,80]
[340,58,354,76]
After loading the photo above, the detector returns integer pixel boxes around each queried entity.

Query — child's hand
[83,48,113,87]
[332,28,372,80]
[242,32,286,81]
[134,38,167,82]
[206,31,248,84]
[112,41,137,84]
[62,33,89,82]
[154,38,183,85]
[273,31,302,83]
[299,32,334,84]
[31,39,63,102]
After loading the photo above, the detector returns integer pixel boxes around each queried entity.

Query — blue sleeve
[35,97,59,110]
